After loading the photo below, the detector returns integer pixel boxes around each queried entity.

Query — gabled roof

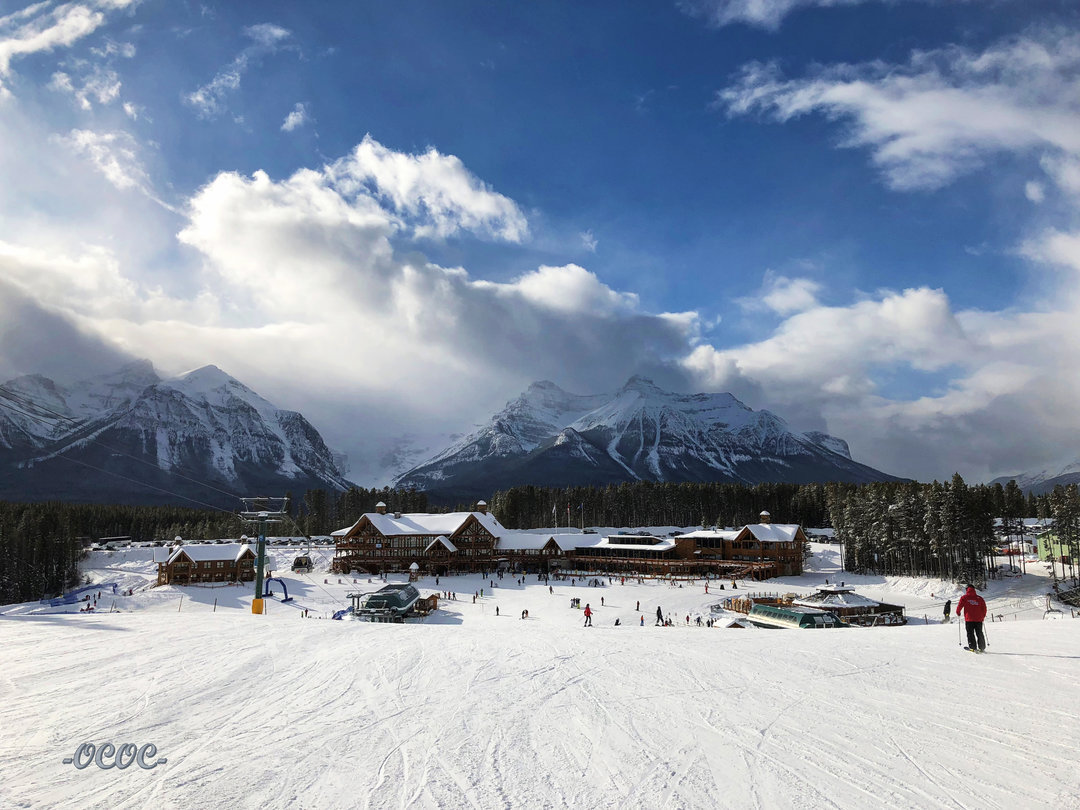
[335,510,504,540]
[742,524,803,543]
[167,543,254,564]
[424,535,458,553]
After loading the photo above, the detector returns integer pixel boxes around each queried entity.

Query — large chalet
[332,504,804,579]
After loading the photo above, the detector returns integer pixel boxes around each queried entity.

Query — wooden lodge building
[332,503,805,579]
[156,542,257,586]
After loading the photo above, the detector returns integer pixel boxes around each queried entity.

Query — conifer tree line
[0,501,239,604]
[826,476,1002,584]
[488,477,1051,586]
[1047,484,1080,587]
[0,487,429,604]
[489,481,835,531]
[0,475,1058,604]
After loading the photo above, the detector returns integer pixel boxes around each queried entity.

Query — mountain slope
[990,460,1080,495]
[0,363,351,507]
[395,376,901,502]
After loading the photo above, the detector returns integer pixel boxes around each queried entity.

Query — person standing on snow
[956,586,987,651]
[655,606,663,626]
[943,598,951,622]
[583,603,593,627]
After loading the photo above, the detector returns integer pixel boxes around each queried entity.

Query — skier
[636,600,640,612]
[583,603,593,627]
[956,585,987,652]
[943,598,952,623]
[496,606,499,617]
[655,606,663,626]
[601,596,605,606]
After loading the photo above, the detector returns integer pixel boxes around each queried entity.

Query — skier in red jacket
[583,603,592,627]
[956,585,987,652]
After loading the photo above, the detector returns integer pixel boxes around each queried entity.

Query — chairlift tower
[239,497,289,615]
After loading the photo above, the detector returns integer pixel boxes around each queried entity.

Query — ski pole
[958,616,963,647]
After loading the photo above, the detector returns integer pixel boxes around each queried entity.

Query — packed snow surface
[2,542,1078,809]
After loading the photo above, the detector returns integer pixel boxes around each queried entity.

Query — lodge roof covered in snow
[332,510,504,539]
[166,543,254,564]
[496,532,578,552]
[743,523,803,543]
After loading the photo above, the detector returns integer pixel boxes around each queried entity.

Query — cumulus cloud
[184,22,292,118]
[740,271,822,315]
[327,135,529,242]
[280,101,308,132]
[718,29,1080,191]
[681,26,1080,481]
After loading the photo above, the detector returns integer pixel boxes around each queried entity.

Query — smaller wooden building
[792,584,906,626]
[156,542,257,586]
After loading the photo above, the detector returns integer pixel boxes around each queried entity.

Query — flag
[551,503,556,517]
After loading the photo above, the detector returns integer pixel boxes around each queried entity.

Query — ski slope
[1,543,1078,809]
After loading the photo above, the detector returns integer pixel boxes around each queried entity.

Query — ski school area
[1,539,1078,809]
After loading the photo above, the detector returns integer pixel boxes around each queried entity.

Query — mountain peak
[526,380,564,394]
[177,364,232,383]
[395,376,899,500]
[621,375,660,392]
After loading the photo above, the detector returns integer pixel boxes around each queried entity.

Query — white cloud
[740,271,822,315]
[0,1,136,97]
[0,137,683,476]
[184,22,293,119]
[718,29,1080,191]
[49,63,120,109]
[698,26,1080,479]
[328,134,529,242]
[56,128,148,191]
[280,101,308,132]
[580,229,598,252]
[678,0,867,30]
[493,264,639,315]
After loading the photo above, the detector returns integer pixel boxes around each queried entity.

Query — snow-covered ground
[2,541,1078,809]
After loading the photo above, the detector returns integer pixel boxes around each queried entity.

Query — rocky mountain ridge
[394,376,900,502]
[0,361,351,507]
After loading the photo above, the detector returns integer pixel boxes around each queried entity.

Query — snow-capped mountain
[0,362,352,507]
[990,460,1080,495]
[394,376,900,502]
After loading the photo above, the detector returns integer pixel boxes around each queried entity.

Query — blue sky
[2,0,1080,485]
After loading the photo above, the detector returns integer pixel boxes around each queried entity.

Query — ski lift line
[0,384,246,503]
[0,387,85,426]
[0,395,65,426]
[0,386,245,500]
[54,454,237,515]
[0,384,92,425]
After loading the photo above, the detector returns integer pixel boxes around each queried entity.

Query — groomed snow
[2,543,1078,809]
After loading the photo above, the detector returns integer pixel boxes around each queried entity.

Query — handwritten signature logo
[62,742,167,770]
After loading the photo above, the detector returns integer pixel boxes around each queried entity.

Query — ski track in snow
[2,547,1079,809]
